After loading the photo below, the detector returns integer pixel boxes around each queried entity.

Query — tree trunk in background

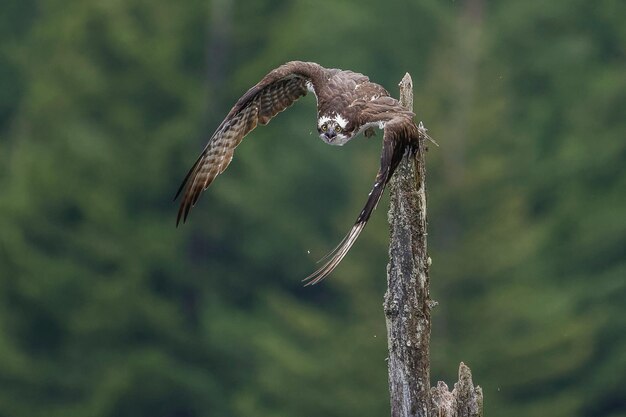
[384,74,483,417]
[442,0,484,186]
[207,0,233,91]
[437,0,485,258]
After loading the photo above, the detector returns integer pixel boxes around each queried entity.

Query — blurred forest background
[0,0,624,416]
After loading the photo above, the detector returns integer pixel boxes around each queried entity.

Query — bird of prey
[175,61,420,284]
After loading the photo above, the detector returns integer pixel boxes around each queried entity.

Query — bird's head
[317,114,353,146]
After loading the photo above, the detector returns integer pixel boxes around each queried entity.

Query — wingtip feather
[302,222,365,286]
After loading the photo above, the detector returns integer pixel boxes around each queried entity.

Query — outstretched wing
[303,118,413,285]
[175,61,325,225]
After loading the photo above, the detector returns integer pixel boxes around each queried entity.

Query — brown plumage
[175,61,420,284]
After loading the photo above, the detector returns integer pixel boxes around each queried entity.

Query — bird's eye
[321,124,328,132]
[335,125,342,133]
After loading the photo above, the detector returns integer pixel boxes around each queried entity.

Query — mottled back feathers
[175,61,420,283]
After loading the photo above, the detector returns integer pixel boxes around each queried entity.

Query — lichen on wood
[384,74,483,417]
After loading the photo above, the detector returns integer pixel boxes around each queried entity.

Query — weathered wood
[384,73,432,417]
[384,74,483,417]
[431,363,483,417]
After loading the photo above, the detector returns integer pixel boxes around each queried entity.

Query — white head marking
[317,113,348,129]
[317,113,353,146]
[318,115,332,127]
[335,114,348,129]
[318,113,348,129]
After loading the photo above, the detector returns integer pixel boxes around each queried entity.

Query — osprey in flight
[175,61,420,284]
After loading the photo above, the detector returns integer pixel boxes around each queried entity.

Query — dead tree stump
[384,73,483,417]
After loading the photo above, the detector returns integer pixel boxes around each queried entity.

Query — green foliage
[0,0,624,416]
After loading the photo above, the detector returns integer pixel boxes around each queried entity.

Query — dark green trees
[0,0,623,416]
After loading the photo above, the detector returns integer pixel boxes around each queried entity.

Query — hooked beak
[324,130,337,141]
